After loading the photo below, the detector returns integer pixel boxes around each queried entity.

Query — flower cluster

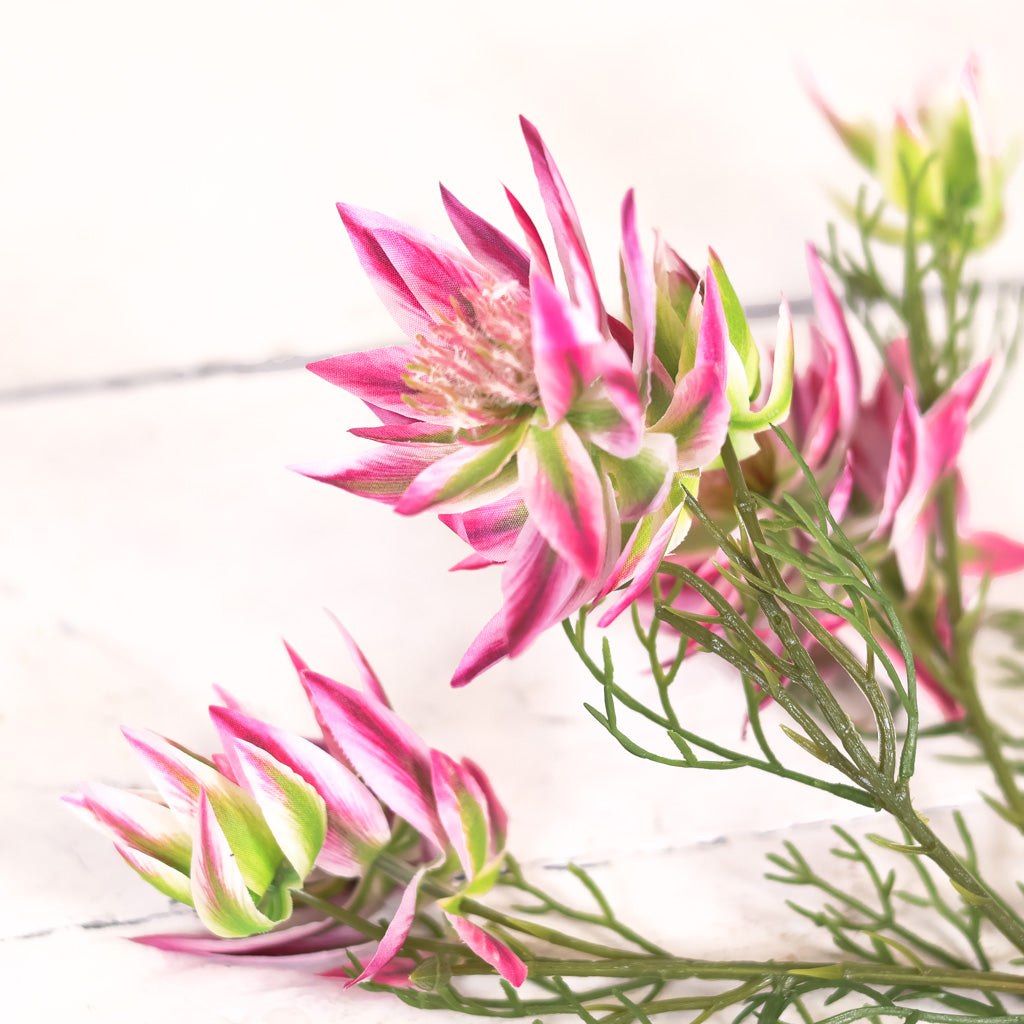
[66,628,525,987]
[300,117,793,685]
[807,56,1009,247]
[666,245,1024,716]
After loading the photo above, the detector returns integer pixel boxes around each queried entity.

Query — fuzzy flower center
[404,281,538,429]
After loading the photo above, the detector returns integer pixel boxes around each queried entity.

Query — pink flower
[805,56,1008,248]
[663,247,1024,718]
[300,118,794,684]
[66,626,525,988]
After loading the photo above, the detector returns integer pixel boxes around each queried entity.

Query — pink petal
[371,227,482,322]
[620,189,655,413]
[439,494,528,565]
[529,270,601,423]
[191,792,275,938]
[301,671,445,848]
[500,522,584,656]
[445,913,527,987]
[961,530,1024,577]
[430,749,489,878]
[325,611,392,707]
[135,916,363,957]
[290,444,456,507]
[285,641,347,762]
[336,204,432,338]
[394,429,523,516]
[345,867,428,987]
[806,244,861,443]
[210,706,390,877]
[650,362,730,469]
[597,506,685,628]
[77,783,191,873]
[337,204,481,338]
[518,420,606,578]
[874,395,918,539]
[440,184,531,287]
[828,460,854,521]
[307,346,421,420]
[348,422,457,445]
[450,612,510,688]
[695,271,728,381]
[520,116,604,327]
[503,184,554,281]
[460,758,508,853]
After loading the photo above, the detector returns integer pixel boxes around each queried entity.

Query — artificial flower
[67,627,525,987]
[300,118,794,684]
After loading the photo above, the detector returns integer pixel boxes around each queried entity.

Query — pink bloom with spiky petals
[66,627,525,988]
[300,119,795,684]
[663,246,1024,719]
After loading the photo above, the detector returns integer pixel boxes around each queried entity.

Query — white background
[5,2,1024,1021]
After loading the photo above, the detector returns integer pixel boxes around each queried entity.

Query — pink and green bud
[810,57,1010,248]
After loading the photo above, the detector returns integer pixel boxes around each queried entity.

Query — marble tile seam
[12,269,1024,406]
[0,352,339,405]
[6,796,988,944]
[0,297,829,406]
[2,908,191,945]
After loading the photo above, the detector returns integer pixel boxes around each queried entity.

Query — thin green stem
[444,954,1024,996]
[936,477,1024,831]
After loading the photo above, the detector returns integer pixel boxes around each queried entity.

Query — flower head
[300,118,794,684]
[807,57,1011,247]
[67,626,525,988]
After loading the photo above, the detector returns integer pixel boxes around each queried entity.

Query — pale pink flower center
[404,282,538,428]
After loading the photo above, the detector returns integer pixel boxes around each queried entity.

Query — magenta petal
[372,227,482,321]
[520,116,603,326]
[518,420,606,578]
[430,749,489,877]
[191,792,274,938]
[439,494,528,564]
[923,360,990,471]
[695,271,728,378]
[325,612,392,708]
[961,530,1024,576]
[337,204,432,338]
[874,396,917,539]
[461,757,508,851]
[290,444,455,507]
[441,185,531,288]
[501,523,582,656]
[394,431,522,516]
[348,422,457,445]
[345,868,427,987]
[445,914,527,987]
[651,363,730,469]
[530,270,599,423]
[210,707,389,877]
[301,671,444,848]
[135,916,362,957]
[828,460,854,521]
[806,244,861,443]
[307,347,420,420]
[620,189,655,413]
[596,507,685,628]
[450,612,510,688]
[503,185,554,281]
[338,204,482,337]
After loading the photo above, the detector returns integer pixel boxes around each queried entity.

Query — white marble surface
[6,3,1024,1022]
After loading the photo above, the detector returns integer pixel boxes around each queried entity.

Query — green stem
[444,954,1024,996]
[718,437,1024,956]
[371,854,642,961]
[936,477,1024,830]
